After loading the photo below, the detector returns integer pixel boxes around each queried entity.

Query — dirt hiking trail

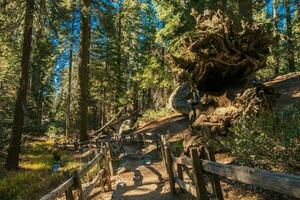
[90,73,300,200]
[90,115,261,200]
[92,139,189,200]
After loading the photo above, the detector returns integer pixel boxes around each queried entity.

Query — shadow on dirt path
[90,141,190,200]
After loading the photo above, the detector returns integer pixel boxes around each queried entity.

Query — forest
[0,0,300,200]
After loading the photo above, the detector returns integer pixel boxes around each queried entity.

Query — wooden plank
[40,177,74,200]
[160,135,167,165]
[97,156,105,193]
[205,147,224,200]
[74,170,84,200]
[175,177,197,198]
[171,153,300,198]
[142,132,148,149]
[82,169,105,200]
[190,148,208,200]
[103,146,112,191]
[173,155,192,166]
[155,133,159,151]
[105,169,112,191]
[105,142,114,176]
[202,160,300,198]
[165,143,176,195]
[78,152,103,178]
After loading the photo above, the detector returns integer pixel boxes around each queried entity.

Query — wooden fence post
[205,147,224,200]
[97,153,105,193]
[142,132,147,149]
[190,148,208,200]
[73,170,84,200]
[103,145,112,191]
[65,173,74,200]
[65,187,74,200]
[105,142,114,176]
[165,142,176,195]
[176,163,184,193]
[95,148,105,193]
[155,133,159,151]
[138,133,143,148]
[160,135,166,168]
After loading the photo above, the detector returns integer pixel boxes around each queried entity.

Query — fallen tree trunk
[167,10,279,153]
[168,9,276,92]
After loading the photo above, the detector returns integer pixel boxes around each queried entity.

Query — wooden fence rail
[159,135,300,200]
[40,142,114,200]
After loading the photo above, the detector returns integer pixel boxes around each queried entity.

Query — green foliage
[0,170,64,200]
[138,107,172,124]
[140,56,174,89]
[0,139,81,199]
[222,103,300,172]
[170,139,184,156]
[45,124,64,138]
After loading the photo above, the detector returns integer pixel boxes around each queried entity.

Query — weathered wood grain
[175,177,197,198]
[40,177,74,200]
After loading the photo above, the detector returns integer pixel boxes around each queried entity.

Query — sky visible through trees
[53,0,298,91]
[0,0,299,171]
[0,1,299,200]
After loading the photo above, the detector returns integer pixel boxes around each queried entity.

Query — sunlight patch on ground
[123,184,158,196]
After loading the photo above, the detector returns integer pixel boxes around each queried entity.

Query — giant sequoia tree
[78,0,91,142]
[5,0,35,170]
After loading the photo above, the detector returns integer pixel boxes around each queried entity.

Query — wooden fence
[40,142,114,200]
[54,131,124,156]
[159,135,300,200]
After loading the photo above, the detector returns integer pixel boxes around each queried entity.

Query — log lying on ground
[167,10,279,153]
[168,9,276,91]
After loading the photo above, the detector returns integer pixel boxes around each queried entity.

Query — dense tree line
[0,0,299,169]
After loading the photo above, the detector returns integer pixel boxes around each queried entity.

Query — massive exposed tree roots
[167,10,279,153]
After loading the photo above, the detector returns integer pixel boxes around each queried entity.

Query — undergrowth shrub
[46,124,64,138]
[139,107,172,124]
[0,170,64,200]
[222,103,300,172]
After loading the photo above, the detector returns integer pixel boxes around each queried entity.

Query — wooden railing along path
[158,134,300,200]
[40,142,114,200]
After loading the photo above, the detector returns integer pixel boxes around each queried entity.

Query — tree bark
[66,7,75,138]
[78,0,91,142]
[31,29,43,133]
[238,0,253,24]
[273,0,280,75]
[5,0,35,170]
[114,1,123,114]
[285,0,295,72]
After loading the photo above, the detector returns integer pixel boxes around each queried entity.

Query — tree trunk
[31,29,43,133]
[66,7,75,138]
[238,0,253,24]
[78,0,91,142]
[273,0,280,75]
[114,1,123,114]
[5,0,35,170]
[285,0,295,72]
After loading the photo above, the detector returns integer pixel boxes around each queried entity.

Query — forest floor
[0,73,299,200]
[0,139,86,200]
[92,115,297,200]
[91,73,300,200]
